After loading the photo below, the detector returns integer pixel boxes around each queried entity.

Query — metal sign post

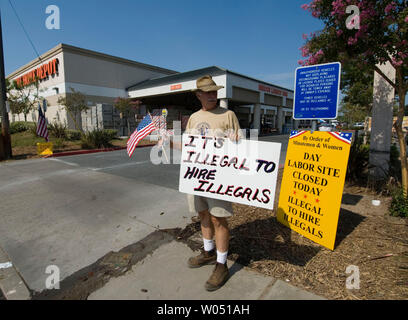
[311,120,317,132]
[161,108,169,163]
[0,10,11,159]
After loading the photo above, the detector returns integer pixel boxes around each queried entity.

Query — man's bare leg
[199,210,214,241]
[210,215,229,257]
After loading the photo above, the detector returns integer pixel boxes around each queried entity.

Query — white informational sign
[179,134,281,210]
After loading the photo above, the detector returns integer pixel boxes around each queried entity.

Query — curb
[44,144,155,158]
[0,247,31,300]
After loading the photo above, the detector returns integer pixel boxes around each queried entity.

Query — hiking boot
[205,262,229,291]
[187,249,216,268]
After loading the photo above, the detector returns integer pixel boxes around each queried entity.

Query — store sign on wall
[258,84,288,97]
[14,58,59,87]
[170,84,182,91]
[277,130,352,250]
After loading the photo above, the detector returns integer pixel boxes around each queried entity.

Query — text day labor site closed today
[179,134,281,210]
[277,130,352,250]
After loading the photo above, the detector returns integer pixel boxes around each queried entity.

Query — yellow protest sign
[37,142,53,156]
[277,130,352,250]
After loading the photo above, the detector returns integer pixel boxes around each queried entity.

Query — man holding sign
[161,75,243,291]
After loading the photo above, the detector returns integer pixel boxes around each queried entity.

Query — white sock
[203,238,215,252]
[216,250,228,264]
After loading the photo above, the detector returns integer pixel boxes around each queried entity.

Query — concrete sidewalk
[88,240,326,300]
[0,246,30,300]
[0,134,326,300]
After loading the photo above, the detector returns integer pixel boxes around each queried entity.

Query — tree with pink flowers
[299,0,408,192]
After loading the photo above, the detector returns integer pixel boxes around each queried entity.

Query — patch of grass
[9,130,153,160]
[110,136,154,148]
[11,131,81,149]
[11,131,48,147]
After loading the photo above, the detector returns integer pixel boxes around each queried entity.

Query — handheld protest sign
[277,130,352,250]
[179,134,281,210]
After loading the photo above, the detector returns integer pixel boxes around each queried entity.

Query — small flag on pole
[151,110,174,137]
[151,111,166,134]
[127,113,158,158]
[36,104,49,142]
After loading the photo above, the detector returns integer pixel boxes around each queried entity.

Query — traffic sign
[293,62,341,120]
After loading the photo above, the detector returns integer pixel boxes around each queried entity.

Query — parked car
[318,122,335,131]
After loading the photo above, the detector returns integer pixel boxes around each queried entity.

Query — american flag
[290,130,307,139]
[328,131,353,144]
[151,110,174,137]
[36,104,49,141]
[127,113,158,157]
[152,113,166,134]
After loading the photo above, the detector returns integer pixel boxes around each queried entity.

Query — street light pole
[0,9,12,160]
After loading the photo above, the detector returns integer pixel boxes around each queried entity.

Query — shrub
[66,130,82,141]
[389,143,401,180]
[48,122,67,139]
[389,186,408,218]
[10,121,34,134]
[81,129,114,149]
[346,135,370,183]
[53,138,66,149]
[104,129,118,140]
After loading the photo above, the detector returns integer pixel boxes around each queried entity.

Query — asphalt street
[0,135,289,295]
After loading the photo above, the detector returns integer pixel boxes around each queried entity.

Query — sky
[1,0,324,90]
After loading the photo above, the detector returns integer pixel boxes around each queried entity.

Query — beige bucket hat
[192,75,224,92]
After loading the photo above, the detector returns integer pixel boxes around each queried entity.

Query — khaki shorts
[187,194,233,218]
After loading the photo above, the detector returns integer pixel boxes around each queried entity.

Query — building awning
[127,65,294,109]
[126,66,226,91]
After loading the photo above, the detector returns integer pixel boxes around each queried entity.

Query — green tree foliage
[7,78,45,122]
[339,102,370,125]
[57,88,88,132]
[341,62,374,108]
[299,0,408,192]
